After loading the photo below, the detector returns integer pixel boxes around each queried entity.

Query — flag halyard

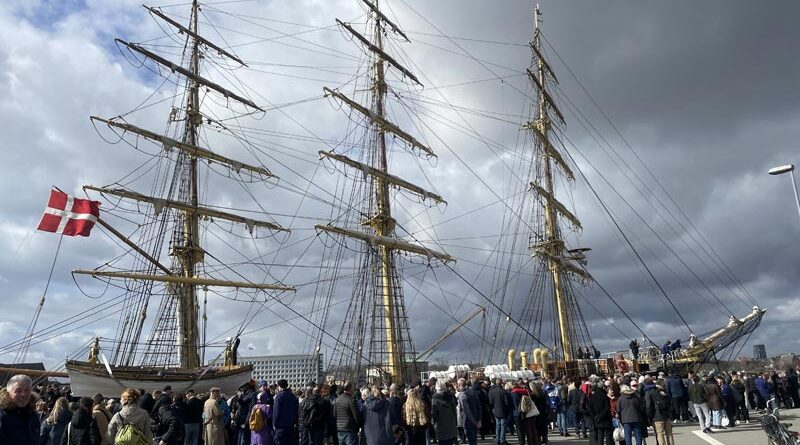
[37,189,101,237]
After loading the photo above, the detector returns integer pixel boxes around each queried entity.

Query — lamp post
[768,164,800,222]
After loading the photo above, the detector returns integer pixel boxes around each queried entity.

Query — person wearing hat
[273,379,299,445]
[204,387,226,445]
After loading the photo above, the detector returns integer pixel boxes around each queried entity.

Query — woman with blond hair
[42,397,72,445]
[404,388,428,445]
[107,388,152,442]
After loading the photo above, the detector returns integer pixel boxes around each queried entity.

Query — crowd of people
[0,366,798,445]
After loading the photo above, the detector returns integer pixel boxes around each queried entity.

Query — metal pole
[789,169,800,223]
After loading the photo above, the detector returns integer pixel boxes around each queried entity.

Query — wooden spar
[95,218,172,275]
[0,367,68,378]
[360,0,410,42]
[319,151,446,204]
[323,87,435,157]
[91,117,274,178]
[71,270,296,291]
[314,224,454,262]
[335,19,422,86]
[532,250,592,282]
[523,121,574,180]
[144,5,247,66]
[83,185,289,233]
[116,39,264,111]
[529,183,581,230]
[528,40,558,84]
[526,68,565,124]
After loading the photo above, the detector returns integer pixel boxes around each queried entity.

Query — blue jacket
[755,377,773,399]
[665,375,687,398]
[272,389,299,430]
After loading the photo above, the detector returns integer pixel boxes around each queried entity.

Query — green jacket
[687,382,708,404]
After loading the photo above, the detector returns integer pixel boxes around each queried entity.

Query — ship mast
[74,1,293,368]
[370,0,402,383]
[320,0,451,384]
[523,6,591,362]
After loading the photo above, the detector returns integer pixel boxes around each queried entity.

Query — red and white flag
[37,189,101,237]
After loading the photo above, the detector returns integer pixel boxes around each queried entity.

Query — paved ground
[473,408,800,445]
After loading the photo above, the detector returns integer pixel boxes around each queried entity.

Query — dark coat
[755,376,773,400]
[301,393,329,428]
[586,390,612,429]
[139,393,155,414]
[644,389,672,422]
[184,397,204,424]
[665,376,686,399]
[457,387,481,429]
[616,389,645,425]
[156,405,184,445]
[61,408,100,445]
[334,392,362,432]
[431,392,458,441]
[687,381,708,404]
[705,382,723,411]
[272,389,299,430]
[487,385,511,419]
[0,388,40,444]
[236,389,257,427]
[362,397,392,445]
[387,396,403,428]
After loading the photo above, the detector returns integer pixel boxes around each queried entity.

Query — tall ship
[480,6,765,378]
[58,1,295,396]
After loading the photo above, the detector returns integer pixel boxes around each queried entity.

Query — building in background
[753,344,767,360]
[235,354,323,388]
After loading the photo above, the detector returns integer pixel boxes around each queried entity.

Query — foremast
[74,1,293,369]
[526,7,591,362]
[320,0,451,384]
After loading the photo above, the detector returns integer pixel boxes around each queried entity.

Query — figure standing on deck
[629,339,640,361]
[88,337,100,365]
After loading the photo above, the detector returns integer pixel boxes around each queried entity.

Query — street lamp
[768,164,800,222]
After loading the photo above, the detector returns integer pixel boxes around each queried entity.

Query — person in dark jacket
[139,389,155,414]
[755,373,772,409]
[645,380,673,445]
[787,369,800,408]
[586,383,612,445]
[475,380,492,440]
[457,379,481,445]
[431,382,458,445]
[61,398,101,445]
[273,379,299,445]
[730,377,749,424]
[156,401,185,445]
[718,377,736,428]
[387,387,403,428]
[363,387,393,445]
[616,385,645,445]
[184,389,204,445]
[705,377,724,429]
[237,382,257,445]
[688,376,711,433]
[0,374,40,444]
[487,380,511,445]
[334,382,362,445]
[302,386,329,445]
[664,372,688,421]
[566,381,587,439]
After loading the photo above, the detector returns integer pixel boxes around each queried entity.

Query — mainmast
[320,0,451,384]
[525,6,590,362]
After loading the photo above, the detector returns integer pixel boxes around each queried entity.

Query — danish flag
[37,189,101,237]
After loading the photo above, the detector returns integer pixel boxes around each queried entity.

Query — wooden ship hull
[66,360,252,397]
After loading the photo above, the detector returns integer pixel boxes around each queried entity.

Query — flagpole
[15,233,64,364]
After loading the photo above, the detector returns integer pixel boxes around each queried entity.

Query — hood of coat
[120,404,150,425]
[433,392,456,405]
[620,386,636,396]
[0,388,37,412]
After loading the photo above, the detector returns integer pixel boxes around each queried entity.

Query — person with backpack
[91,394,112,445]
[645,380,673,445]
[61,397,101,445]
[617,384,645,445]
[250,391,273,445]
[108,388,153,445]
[302,386,329,445]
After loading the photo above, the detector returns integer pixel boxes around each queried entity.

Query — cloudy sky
[1,0,799,372]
